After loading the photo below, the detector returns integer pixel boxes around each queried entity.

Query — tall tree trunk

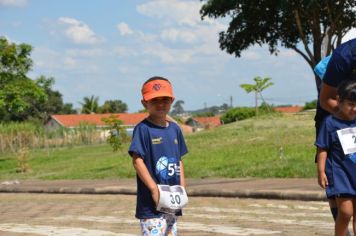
[255,91,258,116]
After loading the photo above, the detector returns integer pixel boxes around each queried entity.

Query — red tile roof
[193,116,222,128]
[51,113,148,128]
[274,106,303,113]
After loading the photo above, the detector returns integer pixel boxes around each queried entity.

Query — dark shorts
[328,194,356,199]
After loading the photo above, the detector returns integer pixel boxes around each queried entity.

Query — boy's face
[142,96,174,118]
[337,98,356,120]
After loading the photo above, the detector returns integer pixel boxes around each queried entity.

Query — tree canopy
[200,0,356,90]
[80,95,99,114]
[171,100,185,116]
[0,37,47,121]
[100,100,128,113]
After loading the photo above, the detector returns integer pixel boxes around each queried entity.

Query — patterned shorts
[140,214,177,236]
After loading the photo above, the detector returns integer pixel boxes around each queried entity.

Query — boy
[128,76,188,236]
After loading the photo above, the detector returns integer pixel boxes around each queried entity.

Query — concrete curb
[0,178,327,201]
[0,186,326,201]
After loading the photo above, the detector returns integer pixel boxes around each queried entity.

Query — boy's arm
[179,160,185,188]
[132,153,159,205]
[319,83,338,114]
[316,147,328,189]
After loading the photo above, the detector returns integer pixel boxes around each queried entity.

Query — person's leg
[335,197,353,236]
[163,214,177,236]
[140,217,167,236]
[329,198,338,220]
[353,198,356,236]
[330,199,352,236]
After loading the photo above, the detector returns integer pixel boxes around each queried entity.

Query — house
[46,113,193,136]
[185,115,222,132]
[46,113,148,136]
[273,106,303,113]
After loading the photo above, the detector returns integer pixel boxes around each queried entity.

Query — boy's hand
[318,172,328,189]
[151,185,160,206]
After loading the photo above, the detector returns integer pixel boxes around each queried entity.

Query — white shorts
[140,214,177,236]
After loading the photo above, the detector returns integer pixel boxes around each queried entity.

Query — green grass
[0,112,316,180]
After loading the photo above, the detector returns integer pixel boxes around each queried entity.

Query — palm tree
[171,100,185,116]
[80,95,99,114]
[240,77,273,116]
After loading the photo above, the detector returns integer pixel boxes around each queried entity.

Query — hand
[151,185,160,206]
[318,172,328,189]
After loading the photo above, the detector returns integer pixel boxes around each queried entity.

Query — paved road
[0,193,336,236]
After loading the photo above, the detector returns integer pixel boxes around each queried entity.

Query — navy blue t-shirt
[323,38,356,87]
[128,119,188,219]
[315,115,356,198]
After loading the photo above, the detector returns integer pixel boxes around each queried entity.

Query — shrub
[221,103,276,124]
[221,107,255,123]
[303,100,317,110]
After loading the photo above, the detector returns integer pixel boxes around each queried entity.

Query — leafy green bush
[221,107,255,123]
[221,103,276,124]
[303,99,317,110]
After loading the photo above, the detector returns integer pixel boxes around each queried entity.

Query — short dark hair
[337,80,356,101]
[143,76,170,85]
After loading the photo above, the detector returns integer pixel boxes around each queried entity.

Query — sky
[1,0,355,112]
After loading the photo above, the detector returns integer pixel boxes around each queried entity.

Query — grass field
[0,112,316,180]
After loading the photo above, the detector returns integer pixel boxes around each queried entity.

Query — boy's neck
[333,111,354,121]
[147,116,168,127]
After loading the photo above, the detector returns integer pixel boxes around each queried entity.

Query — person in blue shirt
[318,38,356,236]
[320,38,356,113]
[316,79,356,236]
[128,76,188,236]
[314,55,352,236]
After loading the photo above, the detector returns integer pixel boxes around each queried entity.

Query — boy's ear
[141,99,147,108]
[336,95,341,104]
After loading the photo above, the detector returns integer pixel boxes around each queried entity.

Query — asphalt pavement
[0,178,326,201]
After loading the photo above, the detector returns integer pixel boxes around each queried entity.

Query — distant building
[185,115,222,132]
[46,113,148,136]
[273,106,303,113]
[46,113,193,136]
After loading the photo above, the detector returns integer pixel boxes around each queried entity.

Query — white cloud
[63,57,77,67]
[137,0,202,26]
[160,28,197,44]
[143,43,194,64]
[242,51,262,60]
[137,31,158,43]
[117,22,133,36]
[0,0,26,7]
[114,46,138,57]
[58,17,102,44]
[66,48,103,57]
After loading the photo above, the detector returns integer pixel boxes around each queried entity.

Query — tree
[0,37,47,121]
[171,100,185,116]
[240,76,273,116]
[101,115,128,152]
[80,95,99,114]
[61,103,77,115]
[200,1,356,90]
[30,76,77,122]
[100,100,128,113]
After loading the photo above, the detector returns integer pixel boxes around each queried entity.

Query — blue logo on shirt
[156,156,178,180]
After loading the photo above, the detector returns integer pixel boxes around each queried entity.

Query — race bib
[337,127,356,155]
[156,185,188,214]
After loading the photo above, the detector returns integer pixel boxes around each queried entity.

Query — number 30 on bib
[156,185,188,214]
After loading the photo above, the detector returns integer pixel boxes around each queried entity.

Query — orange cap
[141,79,174,101]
